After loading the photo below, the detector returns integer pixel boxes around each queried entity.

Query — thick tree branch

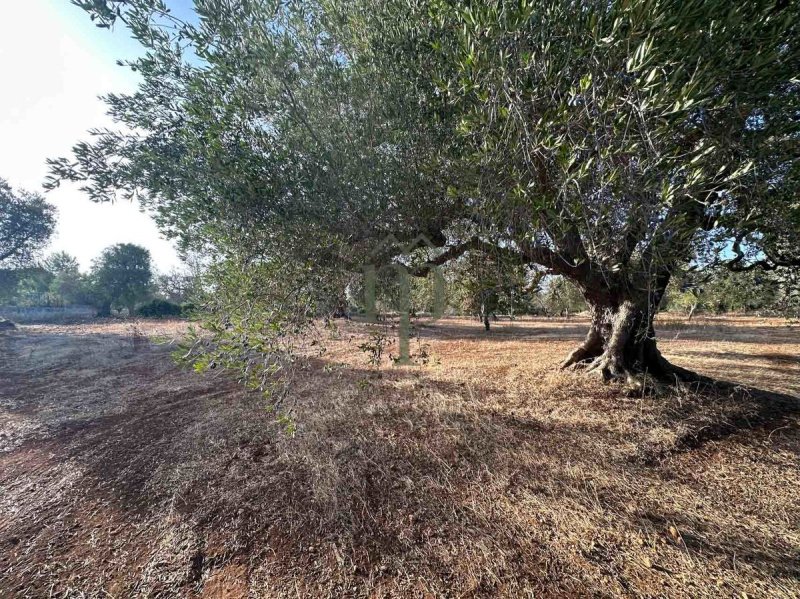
[405,236,589,281]
[726,234,800,272]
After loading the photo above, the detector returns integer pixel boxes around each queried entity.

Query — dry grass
[0,316,798,597]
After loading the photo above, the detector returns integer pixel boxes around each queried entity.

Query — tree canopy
[1,177,57,268]
[90,243,154,316]
[44,251,89,306]
[50,0,800,386]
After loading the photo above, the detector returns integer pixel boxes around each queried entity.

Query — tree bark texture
[561,288,702,386]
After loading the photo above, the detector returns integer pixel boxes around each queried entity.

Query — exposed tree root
[559,342,602,370]
[560,299,731,394]
[555,293,779,400]
[585,353,628,379]
[560,305,605,370]
[562,338,728,397]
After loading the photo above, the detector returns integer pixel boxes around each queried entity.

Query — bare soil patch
[1,316,798,597]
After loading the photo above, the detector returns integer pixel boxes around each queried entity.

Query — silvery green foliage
[50,0,799,378]
[52,0,799,284]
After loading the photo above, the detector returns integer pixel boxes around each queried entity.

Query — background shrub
[136,299,183,318]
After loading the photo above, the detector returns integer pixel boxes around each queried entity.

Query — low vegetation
[136,298,189,318]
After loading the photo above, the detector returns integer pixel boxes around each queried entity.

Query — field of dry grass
[1,315,798,597]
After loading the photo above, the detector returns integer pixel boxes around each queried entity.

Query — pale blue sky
[0,0,196,271]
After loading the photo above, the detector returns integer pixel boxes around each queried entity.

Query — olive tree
[50,0,799,387]
[410,0,799,384]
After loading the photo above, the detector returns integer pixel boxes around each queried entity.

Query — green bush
[136,299,183,318]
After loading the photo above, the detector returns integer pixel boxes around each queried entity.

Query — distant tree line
[0,243,199,317]
[0,178,56,269]
[665,268,800,319]
[0,177,198,318]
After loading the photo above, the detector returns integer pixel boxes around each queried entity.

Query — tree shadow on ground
[656,322,799,344]
[631,378,800,464]
[672,348,800,365]
[637,508,800,581]
[164,360,800,595]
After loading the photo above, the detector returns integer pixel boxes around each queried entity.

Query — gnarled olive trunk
[561,288,699,386]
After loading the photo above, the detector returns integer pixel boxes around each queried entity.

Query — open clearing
[1,316,798,597]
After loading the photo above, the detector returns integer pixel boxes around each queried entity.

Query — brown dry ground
[0,315,798,598]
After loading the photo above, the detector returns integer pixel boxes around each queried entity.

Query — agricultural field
[1,316,798,597]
